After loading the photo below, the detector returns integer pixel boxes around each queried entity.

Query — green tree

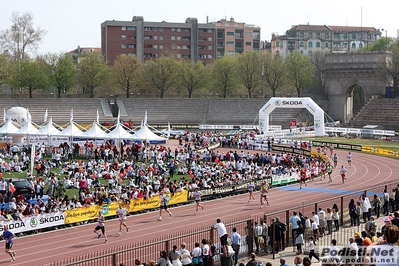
[211,55,237,98]
[311,51,326,95]
[0,54,12,87]
[50,53,76,98]
[365,37,396,52]
[178,60,209,98]
[144,56,179,98]
[11,58,49,98]
[0,12,46,61]
[76,53,110,98]
[285,51,315,97]
[236,51,262,98]
[260,52,286,97]
[112,55,143,98]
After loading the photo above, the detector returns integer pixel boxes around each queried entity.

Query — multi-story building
[67,46,101,63]
[271,24,382,57]
[101,16,261,64]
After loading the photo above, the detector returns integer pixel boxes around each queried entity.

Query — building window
[352,33,356,39]
[308,42,313,47]
[344,33,348,39]
[208,29,212,33]
[177,36,181,41]
[308,51,312,56]
[182,45,190,49]
[153,36,158,40]
[300,41,304,47]
[309,32,313,38]
[227,41,234,46]
[121,26,126,31]
[177,45,181,49]
[144,35,152,40]
[144,53,152,58]
[144,27,152,31]
[159,45,164,49]
[253,33,260,40]
[325,42,329,48]
[144,44,153,48]
[208,54,212,58]
[171,36,176,40]
[127,44,135,48]
[177,28,181,32]
[176,54,181,58]
[208,46,212,50]
[154,45,158,49]
[316,33,320,38]
[276,41,280,47]
[153,53,158,58]
[121,35,126,40]
[343,42,348,48]
[333,42,340,47]
[352,43,356,48]
[325,33,329,39]
[316,42,320,47]
[359,34,363,39]
[227,32,234,36]
[131,36,136,40]
[227,51,234,55]
[246,32,251,37]
[159,28,164,32]
[333,33,339,39]
[199,45,205,49]
[359,43,363,48]
[159,36,164,40]
[171,28,176,32]
[368,34,371,40]
[127,26,136,30]
[300,32,304,37]
[208,37,212,41]
[121,44,127,49]
[153,27,158,31]
[246,42,251,46]
[199,54,206,59]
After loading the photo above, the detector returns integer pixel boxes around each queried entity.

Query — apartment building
[101,16,261,64]
[271,24,382,57]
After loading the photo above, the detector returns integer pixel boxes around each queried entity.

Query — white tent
[55,122,86,138]
[0,119,20,135]
[36,118,61,136]
[13,121,40,136]
[83,122,109,139]
[132,124,167,144]
[107,123,136,140]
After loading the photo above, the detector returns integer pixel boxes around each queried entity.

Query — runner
[193,187,204,215]
[0,178,7,204]
[260,181,270,208]
[157,190,172,221]
[310,163,316,182]
[333,154,338,168]
[347,152,352,168]
[247,180,255,203]
[320,161,326,179]
[116,203,129,235]
[3,225,16,262]
[299,167,307,189]
[94,210,108,243]
[339,165,347,184]
[327,163,333,183]
[329,144,334,157]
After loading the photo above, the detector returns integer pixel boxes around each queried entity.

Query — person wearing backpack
[253,222,263,253]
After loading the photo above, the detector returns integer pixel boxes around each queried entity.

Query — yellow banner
[64,191,189,224]
[362,146,399,157]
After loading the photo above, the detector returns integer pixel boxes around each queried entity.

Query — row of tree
[0,50,321,98]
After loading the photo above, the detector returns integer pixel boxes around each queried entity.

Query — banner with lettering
[0,211,65,234]
[64,205,98,224]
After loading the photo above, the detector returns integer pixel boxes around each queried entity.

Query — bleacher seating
[352,98,399,131]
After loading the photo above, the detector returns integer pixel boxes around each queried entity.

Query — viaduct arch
[324,52,388,124]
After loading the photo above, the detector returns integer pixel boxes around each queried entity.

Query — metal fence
[44,180,397,266]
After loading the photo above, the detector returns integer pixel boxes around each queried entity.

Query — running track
[5,142,399,265]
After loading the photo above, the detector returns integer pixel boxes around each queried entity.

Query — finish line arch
[259,97,325,137]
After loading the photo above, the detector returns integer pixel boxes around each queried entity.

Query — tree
[311,51,326,95]
[76,53,110,98]
[0,54,12,87]
[144,56,179,98]
[236,51,262,98]
[178,60,209,98]
[10,58,50,98]
[260,52,286,97]
[112,55,143,98]
[211,55,237,98]
[48,53,76,98]
[0,12,46,61]
[285,51,315,97]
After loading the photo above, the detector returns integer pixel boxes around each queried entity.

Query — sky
[0,0,398,55]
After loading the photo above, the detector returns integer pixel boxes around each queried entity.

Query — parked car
[7,178,34,200]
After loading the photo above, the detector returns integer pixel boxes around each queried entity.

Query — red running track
[3,146,399,265]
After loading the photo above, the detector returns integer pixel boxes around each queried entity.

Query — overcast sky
[0,0,398,55]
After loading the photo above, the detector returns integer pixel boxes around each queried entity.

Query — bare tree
[0,12,46,61]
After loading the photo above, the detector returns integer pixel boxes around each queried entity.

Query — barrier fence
[43,180,397,266]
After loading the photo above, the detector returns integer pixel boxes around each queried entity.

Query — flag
[44,109,48,122]
[3,109,5,122]
[117,109,120,125]
[70,108,73,122]
[96,109,99,124]
[143,110,148,125]
[167,122,171,139]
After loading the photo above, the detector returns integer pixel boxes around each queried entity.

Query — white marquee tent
[0,120,20,135]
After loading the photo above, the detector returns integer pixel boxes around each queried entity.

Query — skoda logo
[21,118,25,122]
[101,206,110,215]
[275,100,281,106]
[315,123,320,128]
[30,217,38,228]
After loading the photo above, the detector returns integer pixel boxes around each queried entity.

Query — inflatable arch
[259,97,325,137]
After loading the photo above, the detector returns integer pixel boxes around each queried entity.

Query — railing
[44,179,396,266]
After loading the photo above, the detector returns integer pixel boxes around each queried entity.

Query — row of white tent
[0,118,167,144]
